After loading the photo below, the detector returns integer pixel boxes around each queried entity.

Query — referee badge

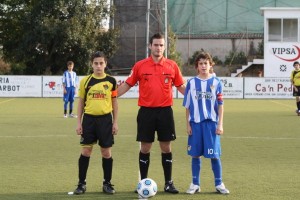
[164,78,169,84]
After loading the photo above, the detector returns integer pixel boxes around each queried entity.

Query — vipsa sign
[265,43,300,77]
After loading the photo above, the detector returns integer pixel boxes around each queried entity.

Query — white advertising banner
[244,77,293,99]
[264,43,300,77]
[219,77,244,99]
[42,76,64,97]
[0,76,294,99]
[0,76,42,97]
[42,76,84,97]
[177,77,244,99]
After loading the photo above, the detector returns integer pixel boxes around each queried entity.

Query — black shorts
[136,106,176,142]
[80,113,114,148]
[293,86,300,96]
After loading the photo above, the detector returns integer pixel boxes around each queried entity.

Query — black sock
[64,110,67,115]
[162,152,172,184]
[70,109,73,115]
[78,154,90,184]
[297,102,300,110]
[139,152,150,180]
[102,157,113,183]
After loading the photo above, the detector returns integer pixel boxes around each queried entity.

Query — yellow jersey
[79,74,117,116]
[290,70,300,86]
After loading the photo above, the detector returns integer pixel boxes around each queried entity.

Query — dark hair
[149,33,164,44]
[293,61,299,66]
[195,52,215,68]
[91,51,107,62]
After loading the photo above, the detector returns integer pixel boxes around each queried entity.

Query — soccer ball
[137,178,158,198]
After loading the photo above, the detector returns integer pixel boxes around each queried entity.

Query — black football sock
[78,154,90,184]
[162,152,172,184]
[64,110,67,115]
[70,102,74,113]
[297,102,300,110]
[139,152,150,180]
[69,109,73,115]
[102,157,113,183]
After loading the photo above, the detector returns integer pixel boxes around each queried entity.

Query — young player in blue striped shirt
[62,61,78,118]
[183,52,229,195]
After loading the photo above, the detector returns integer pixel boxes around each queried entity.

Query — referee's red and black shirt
[126,56,184,107]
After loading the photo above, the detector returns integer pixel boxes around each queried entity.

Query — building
[109,0,300,76]
[261,7,300,77]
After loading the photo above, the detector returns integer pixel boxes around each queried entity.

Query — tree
[0,0,119,75]
[167,25,183,69]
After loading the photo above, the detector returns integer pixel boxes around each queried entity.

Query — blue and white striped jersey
[62,71,78,88]
[183,76,223,123]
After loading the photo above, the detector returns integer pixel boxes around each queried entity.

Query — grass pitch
[0,98,299,200]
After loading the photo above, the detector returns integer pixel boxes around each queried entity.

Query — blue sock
[192,157,201,185]
[211,158,222,186]
[64,102,68,111]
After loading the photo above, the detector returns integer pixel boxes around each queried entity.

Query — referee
[118,33,185,194]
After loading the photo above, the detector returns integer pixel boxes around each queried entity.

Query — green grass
[0,98,299,200]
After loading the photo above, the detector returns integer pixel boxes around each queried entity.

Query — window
[283,19,298,42]
[268,19,281,41]
[268,18,298,42]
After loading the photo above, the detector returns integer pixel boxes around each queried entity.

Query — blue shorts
[63,87,75,103]
[187,120,221,158]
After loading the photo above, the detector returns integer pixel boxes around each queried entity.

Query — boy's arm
[76,97,84,135]
[186,108,192,135]
[112,97,118,135]
[216,104,224,135]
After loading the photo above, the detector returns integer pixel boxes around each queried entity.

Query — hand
[186,124,192,135]
[112,122,118,135]
[76,125,82,135]
[216,124,223,135]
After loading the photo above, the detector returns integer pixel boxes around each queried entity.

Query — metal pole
[110,0,114,29]
[135,25,137,62]
[164,0,168,58]
[146,0,150,58]
[226,0,228,30]
[188,25,190,67]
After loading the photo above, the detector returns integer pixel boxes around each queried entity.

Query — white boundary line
[0,98,15,104]
[222,136,300,140]
[0,134,299,140]
[0,135,69,138]
[269,100,295,109]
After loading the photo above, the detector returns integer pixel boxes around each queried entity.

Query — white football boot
[186,183,200,194]
[215,182,230,194]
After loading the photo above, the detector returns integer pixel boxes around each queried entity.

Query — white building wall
[176,38,262,63]
[261,7,300,77]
